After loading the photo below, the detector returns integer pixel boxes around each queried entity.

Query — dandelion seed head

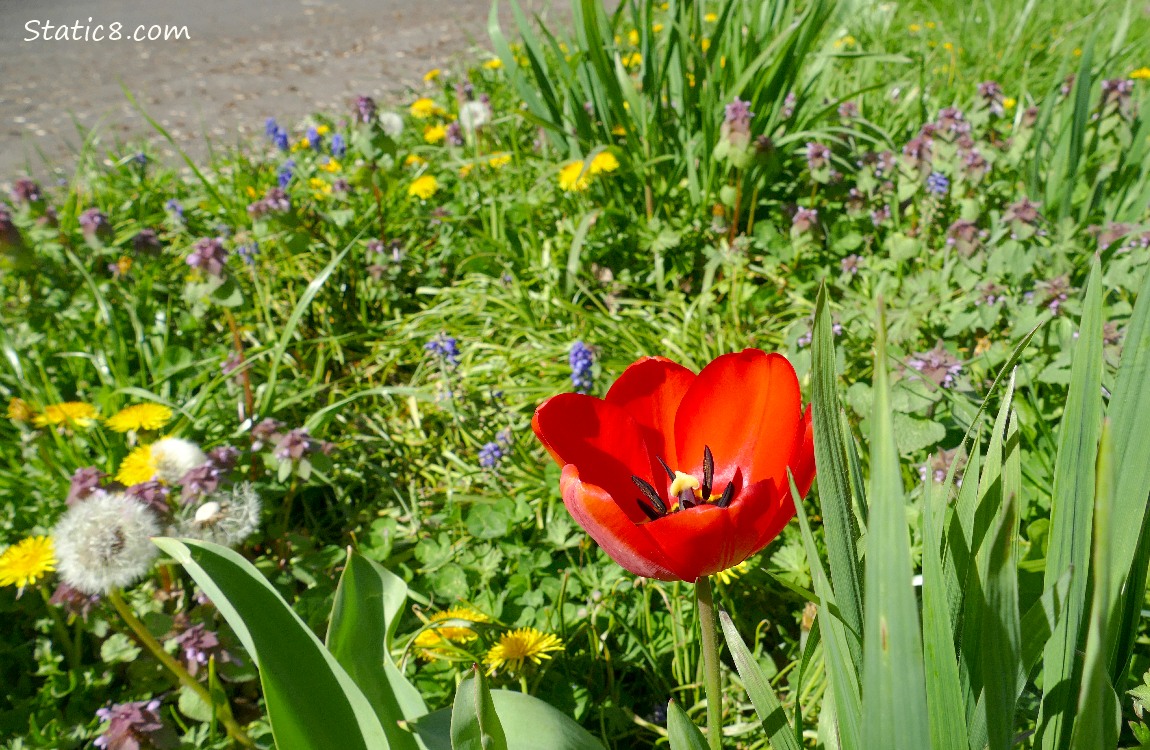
[53,492,160,594]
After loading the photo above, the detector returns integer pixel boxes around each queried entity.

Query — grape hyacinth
[277,160,295,189]
[569,341,594,393]
[478,441,504,468]
[425,335,461,368]
[926,171,949,195]
[331,133,347,158]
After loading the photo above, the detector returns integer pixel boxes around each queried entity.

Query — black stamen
[701,446,714,500]
[631,476,666,514]
[636,498,661,521]
[678,487,696,510]
[716,482,734,508]
[656,456,676,481]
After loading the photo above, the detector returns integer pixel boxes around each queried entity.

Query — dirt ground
[0,0,559,180]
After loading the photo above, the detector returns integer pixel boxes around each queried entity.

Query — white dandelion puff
[178,483,261,547]
[53,492,161,594]
[379,112,404,138]
[458,101,491,133]
[150,438,207,483]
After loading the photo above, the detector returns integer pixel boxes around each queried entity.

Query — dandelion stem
[222,309,254,423]
[695,576,723,750]
[108,589,253,748]
[39,586,80,672]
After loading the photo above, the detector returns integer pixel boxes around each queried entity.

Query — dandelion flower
[408,175,439,200]
[53,492,160,594]
[627,29,640,46]
[483,57,503,70]
[379,112,404,137]
[404,154,427,168]
[410,97,440,119]
[487,153,512,169]
[7,397,33,422]
[589,151,619,175]
[423,68,442,82]
[459,163,475,178]
[33,402,98,429]
[558,160,591,192]
[116,444,157,486]
[704,12,718,22]
[179,483,261,548]
[0,536,56,591]
[484,628,564,675]
[1130,67,1150,80]
[423,124,447,144]
[105,404,173,433]
[621,52,643,68]
[117,438,207,486]
[414,607,491,659]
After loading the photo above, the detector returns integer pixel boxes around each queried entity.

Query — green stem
[40,586,81,671]
[696,576,722,750]
[108,589,253,748]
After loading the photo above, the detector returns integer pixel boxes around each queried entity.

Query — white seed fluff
[179,483,261,548]
[150,437,207,483]
[459,101,491,133]
[379,112,404,138]
[53,492,161,594]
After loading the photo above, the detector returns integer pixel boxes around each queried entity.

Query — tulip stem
[696,576,723,750]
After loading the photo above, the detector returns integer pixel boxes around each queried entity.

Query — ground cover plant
[2,0,1150,747]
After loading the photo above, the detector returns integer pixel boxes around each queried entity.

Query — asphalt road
[0,0,554,179]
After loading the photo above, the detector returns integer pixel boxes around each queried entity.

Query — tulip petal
[605,357,696,485]
[560,465,678,580]
[533,393,661,522]
[643,504,750,581]
[674,350,802,490]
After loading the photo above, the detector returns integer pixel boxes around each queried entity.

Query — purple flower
[125,480,171,515]
[67,467,107,506]
[425,335,461,368]
[179,464,224,504]
[960,147,988,182]
[277,160,295,189]
[840,254,864,275]
[1004,197,1042,225]
[1101,78,1134,115]
[873,150,896,178]
[236,242,259,265]
[79,208,111,240]
[478,441,504,468]
[569,341,594,393]
[10,177,42,204]
[946,219,980,256]
[274,428,313,461]
[781,91,796,119]
[1033,276,1072,314]
[306,127,322,151]
[791,207,819,233]
[272,126,290,151]
[186,238,228,277]
[172,623,236,676]
[355,95,378,124]
[251,418,285,451]
[94,700,176,750]
[870,205,891,226]
[50,582,100,620]
[907,344,963,388]
[132,229,162,255]
[902,135,933,171]
[934,106,969,137]
[331,134,346,158]
[265,117,279,138]
[837,101,859,119]
[926,171,949,195]
[165,199,184,221]
[445,121,465,147]
[919,447,965,485]
[332,178,350,194]
[724,97,754,130]
[975,282,1005,307]
[806,142,831,171]
[978,80,1005,115]
[208,446,240,470]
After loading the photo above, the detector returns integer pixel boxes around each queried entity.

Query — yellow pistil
[669,471,700,497]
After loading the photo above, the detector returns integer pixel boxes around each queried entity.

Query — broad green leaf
[154,538,389,750]
[326,550,427,750]
[412,690,604,750]
[451,666,507,750]
[861,301,930,750]
[812,286,864,665]
[1039,258,1104,750]
[1068,420,1120,750]
[719,611,801,750]
[666,700,709,750]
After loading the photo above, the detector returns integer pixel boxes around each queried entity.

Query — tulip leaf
[719,611,801,750]
[451,665,508,750]
[1039,257,1104,750]
[811,285,864,666]
[666,700,709,750]
[861,300,930,750]
[326,549,428,750]
[154,537,389,750]
[411,689,605,750]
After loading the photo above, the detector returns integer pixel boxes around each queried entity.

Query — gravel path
[0,0,555,179]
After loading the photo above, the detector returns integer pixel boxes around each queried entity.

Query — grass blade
[719,611,802,750]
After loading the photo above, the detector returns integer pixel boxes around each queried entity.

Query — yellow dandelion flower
[423,124,447,144]
[33,402,98,429]
[315,125,331,136]
[483,58,503,70]
[414,607,491,659]
[621,51,643,68]
[974,336,992,356]
[116,444,157,486]
[105,404,173,433]
[309,178,333,199]
[628,29,640,46]
[589,151,619,175]
[291,137,311,152]
[410,97,440,119]
[487,153,512,169]
[925,20,936,29]
[1003,97,1017,111]
[405,154,427,168]
[558,160,591,192]
[942,41,954,51]
[908,23,922,32]
[484,628,564,675]
[423,68,442,82]
[408,175,439,200]
[704,12,718,22]
[459,163,475,178]
[7,397,33,423]
[713,560,750,586]
[1130,67,1150,80]
[321,158,342,173]
[0,536,56,591]
[611,124,627,136]
[245,185,258,198]
[1073,48,1082,57]
[652,23,664,33]
[701,38,711,52]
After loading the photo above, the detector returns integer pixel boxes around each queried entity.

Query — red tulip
[532,349,815,582]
